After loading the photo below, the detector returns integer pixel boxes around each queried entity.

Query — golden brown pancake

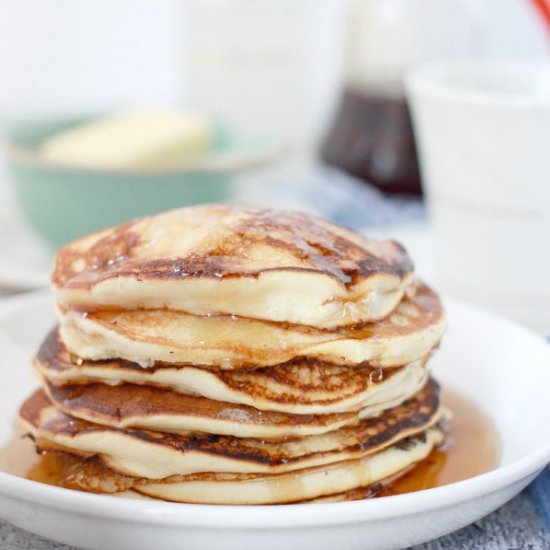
[21,380,441,479]
[32,427,445,504]
[52,205,414,329]
[35,329,428,416]
[41,375,438,441]
[57,280,444,369]
[134,429,444,504]
[42,451,413,502]
[41,380,360,439]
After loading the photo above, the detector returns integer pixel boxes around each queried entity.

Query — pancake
[136,429,444,504]
[35,329,429,415]
[41,374,436,439]
[34,428,444,504]
[52,205,414,329]
[45,452,408,502]
[21,380,442,479]
[42,381,361,440]
[57,280,444,369]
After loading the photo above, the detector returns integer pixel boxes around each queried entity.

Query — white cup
[407,61,550,332]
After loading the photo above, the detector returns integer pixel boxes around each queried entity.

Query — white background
[0,0,548,131]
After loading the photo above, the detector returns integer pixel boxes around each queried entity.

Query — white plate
[0,292,549,550]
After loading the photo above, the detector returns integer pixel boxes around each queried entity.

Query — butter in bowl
[4,108,280,246]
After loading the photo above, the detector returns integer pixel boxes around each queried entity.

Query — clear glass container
[321,0,475,196]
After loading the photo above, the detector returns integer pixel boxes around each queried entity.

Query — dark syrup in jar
[321,90,422,197]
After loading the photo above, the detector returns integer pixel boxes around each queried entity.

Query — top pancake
[52,205,414,328]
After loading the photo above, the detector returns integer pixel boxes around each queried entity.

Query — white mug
[407,61,550,332]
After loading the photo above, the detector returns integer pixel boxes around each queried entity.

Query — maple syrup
[382,389,499,496]
[0,435,68,487]
[0,389,499,498]
[321,92,423,197]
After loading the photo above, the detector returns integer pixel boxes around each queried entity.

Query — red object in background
[530,0,550,34]
[320,90,422,197]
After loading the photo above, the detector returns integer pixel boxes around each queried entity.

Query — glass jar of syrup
[321,0,474,196]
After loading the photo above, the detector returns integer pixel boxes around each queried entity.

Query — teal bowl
[5,117,279,247]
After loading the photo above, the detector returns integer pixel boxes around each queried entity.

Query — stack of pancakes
[20,205,448,504]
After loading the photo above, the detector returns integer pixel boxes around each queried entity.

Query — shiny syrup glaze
[0,390,499,498]
[52,206,413,292]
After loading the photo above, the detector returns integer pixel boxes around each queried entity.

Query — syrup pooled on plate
[0,436,68,488]
[382,389,499,496]
[0,389,499,498]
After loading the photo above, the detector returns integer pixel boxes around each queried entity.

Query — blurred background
[0,0,547,139]
[0,0,549,329]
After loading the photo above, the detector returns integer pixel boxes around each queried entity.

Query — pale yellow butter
[40,108,213,169]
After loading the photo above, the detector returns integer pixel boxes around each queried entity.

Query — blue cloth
[296,166,426,229]
[529,468,550,532]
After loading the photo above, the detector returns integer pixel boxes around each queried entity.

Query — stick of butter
[40,108,213,169]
